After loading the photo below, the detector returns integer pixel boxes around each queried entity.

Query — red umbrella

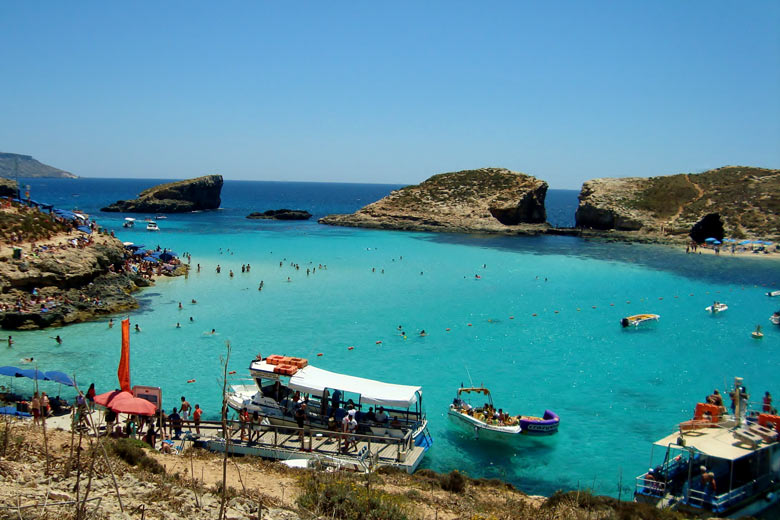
[93,390,133,407]
[109,396,157,416]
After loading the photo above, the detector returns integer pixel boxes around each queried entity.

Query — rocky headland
[320,167,549,234]
[0,177,18,198]
[0,152,77,179]
[247,209,312,220]
[101,174,223,213]
[575,166,780,243]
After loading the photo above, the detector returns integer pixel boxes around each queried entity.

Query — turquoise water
[1,179,779,497]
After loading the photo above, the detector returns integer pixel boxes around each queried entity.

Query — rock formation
[101,174,223,213]
[0,177,18,198]
[247,209,312,220]
[0,152,77,179]
[320,167,549,234]
[575,166,780,241]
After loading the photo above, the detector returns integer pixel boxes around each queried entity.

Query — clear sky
[1,1,778,188]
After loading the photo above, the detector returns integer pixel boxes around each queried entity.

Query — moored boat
[770,311,780,326]
[122,217,135,228]
[621,314,660,328]
[705,302,728,314]
[634,377,780,518]
[146,221,160,231]
[448,386,559,440]
[767,290,780,297]
[227,354,431,450]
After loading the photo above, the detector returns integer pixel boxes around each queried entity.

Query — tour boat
[621,314,660,328]
[767,290,780,297]
[227,354,431,447]
[146,221,160,231]
[448,386,559,440]
[705,303,728,314]
[122,217,135,228]
[634,377,780,518]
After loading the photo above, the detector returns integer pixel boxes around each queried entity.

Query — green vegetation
[110,437,165,474]
[297,471,411,520]
[0,206,70,243]
[629,174,698,218]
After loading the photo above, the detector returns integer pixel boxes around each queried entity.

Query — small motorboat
[770,311,780,326]
[621,314,660,328]
[122,217,135,228]
[448,386,559,440]
[768,290,780,297]
[705,302,728,314]
[155,215,168,220]
[146,221,160,232]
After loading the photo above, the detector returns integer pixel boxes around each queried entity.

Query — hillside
[575,166,780,240]
[320,167,549,234]
[0,152,77,179]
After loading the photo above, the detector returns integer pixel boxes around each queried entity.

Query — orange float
[187,379,196,383]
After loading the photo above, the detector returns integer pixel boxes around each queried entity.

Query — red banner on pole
[117,318,131,392]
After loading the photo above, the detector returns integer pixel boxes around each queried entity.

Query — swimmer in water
[7,336,13,347]
[189,316,194,322]
[176,322,181,328]
[420,330,426,337]
[135,324,141,332]
[21,357,33,363]
[54,335,62,345]
[191,299,197,304]
[108,318,114,328]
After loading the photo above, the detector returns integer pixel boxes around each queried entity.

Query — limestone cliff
[0,152,77,179]
[575,166,780,240]
[0,177,17,198]
[101,174,223,213]
[320,168,549,234]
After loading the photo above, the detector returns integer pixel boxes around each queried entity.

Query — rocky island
[247,209,312,220]
[575,166,780,242]
[101,174,223,213]
[320,167,549,234]
[0,152,77,179]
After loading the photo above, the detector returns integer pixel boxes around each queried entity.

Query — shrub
[440,470,466,494]
[297,472,409,520]
[110,438,164,474]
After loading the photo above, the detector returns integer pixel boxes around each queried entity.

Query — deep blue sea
[2,177,779,498]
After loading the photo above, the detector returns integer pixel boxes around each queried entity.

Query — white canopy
[124,217,136,222]
[250,360,421,409]
[654,427,767,461]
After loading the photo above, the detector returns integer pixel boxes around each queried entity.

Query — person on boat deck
[764,391,773,413]
[295,403,307,443]
[342,409,358,452]
[238,407,249,440]
[327,414,339,432]
[375,407,388,424]
[366,407,376,422]
[706,389,723,407]
[390,417,403,429]
[249,411,260,443]
[320,389,329,416]
[700,470,717,496]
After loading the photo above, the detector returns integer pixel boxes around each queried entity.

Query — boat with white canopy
[228,354,431,446]
[123,217,135,228]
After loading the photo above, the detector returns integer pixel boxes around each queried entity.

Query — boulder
[247,209,312,220]
[101,175,223,213]
[320,167,549,235]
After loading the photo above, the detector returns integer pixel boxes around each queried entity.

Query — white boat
[705,303,728,314]
[146,221,160,231]
[770,311,780,326]
[155,215,168,220]
[122,217,135,228]
[621,314,660,328]
[227,354,431,447]
[767,290,780,297]
[634,377,780,518]
[448,386,559,440]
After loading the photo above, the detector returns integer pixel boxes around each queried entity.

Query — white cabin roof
[249,360,421,409]
[654,426,771,461]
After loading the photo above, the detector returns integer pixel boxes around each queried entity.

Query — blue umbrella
[159,252,177,262]
[44,371,77,387]
[142,256,159,262]
[0,366,23,377]
[712,240,721,245]
[723,238,735,243]
[17,368,50,381]
[77,225,92,234]
[738,240,752,245]
[762,241,773,246]
[704,237,718,243]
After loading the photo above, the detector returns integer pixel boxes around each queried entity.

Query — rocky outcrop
[0,152,77,179]
[320,167,549,234]
[0,177,18,197]
[575,166,780,241]
[247,209,312,220]
[101,174,223,213]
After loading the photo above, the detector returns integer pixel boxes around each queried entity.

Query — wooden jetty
[174,419,430,474]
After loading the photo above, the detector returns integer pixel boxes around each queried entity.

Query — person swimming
[21,357,33,363]
[176,322,181,328]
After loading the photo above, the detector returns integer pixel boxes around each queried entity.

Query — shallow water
[1,178,778,497]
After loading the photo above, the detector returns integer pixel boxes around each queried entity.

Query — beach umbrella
[109,396,156,416]
[762,241,773,246]
[159,252,177,262]
[17,368,50,381]
[723,238,735,243]
[704,237,717,243]
[142,256,159,263]
[712,240,721,245]
[44,371,77,387]
[94,390,133,407]
[77,225,92,234]
[738,240,752,245]
[0,366,23,377]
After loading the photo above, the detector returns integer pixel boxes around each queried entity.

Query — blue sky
[1,2,778,188]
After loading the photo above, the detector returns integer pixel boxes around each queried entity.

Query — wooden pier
[176,419,430,474]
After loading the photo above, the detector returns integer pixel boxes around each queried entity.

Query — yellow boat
[621,314,660,328]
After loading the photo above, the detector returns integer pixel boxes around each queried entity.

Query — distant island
[0,152,77,179]
[101,174,223,213]
[320,167,549,235]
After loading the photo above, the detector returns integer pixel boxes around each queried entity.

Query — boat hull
[448,407,559,439]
